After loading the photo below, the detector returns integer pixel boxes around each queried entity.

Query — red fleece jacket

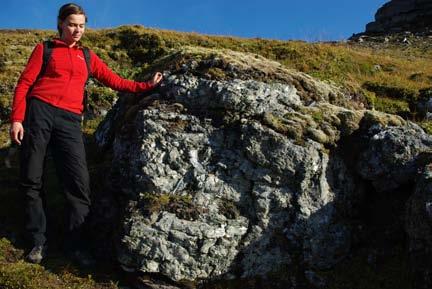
[11,38,153,123]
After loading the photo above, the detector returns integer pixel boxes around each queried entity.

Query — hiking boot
[25,244,47,264]
[66,249,96,267]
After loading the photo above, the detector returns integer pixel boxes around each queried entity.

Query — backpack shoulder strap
[27,41,54,97]
[38,40,55,79]
[81,46,92,109]
[82,46,91,79]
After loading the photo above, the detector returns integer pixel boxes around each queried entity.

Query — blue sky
[0,0,388,42]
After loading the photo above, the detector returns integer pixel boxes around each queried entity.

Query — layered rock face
[95,47,432,287]
[366,0,432,33]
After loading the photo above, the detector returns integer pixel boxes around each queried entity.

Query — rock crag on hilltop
[93,46,432,288]
[366,0,432,34]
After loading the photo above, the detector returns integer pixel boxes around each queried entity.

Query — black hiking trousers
[20,98,91,249]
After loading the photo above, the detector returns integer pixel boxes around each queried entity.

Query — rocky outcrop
[94,46,432,287]
[357,125,432,191]
[366,0,432,34]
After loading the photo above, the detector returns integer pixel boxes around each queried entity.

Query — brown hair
[57,3,87,36]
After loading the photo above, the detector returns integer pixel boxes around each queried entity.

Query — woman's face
[58,14,86,45]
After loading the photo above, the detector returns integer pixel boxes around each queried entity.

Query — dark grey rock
[357,126,432,192]
[366,0,432,34]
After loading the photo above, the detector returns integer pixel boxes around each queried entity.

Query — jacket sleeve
[89,50,153,93]
[10,43,44,123]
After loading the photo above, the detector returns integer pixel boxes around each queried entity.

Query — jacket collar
[52,38,81,48]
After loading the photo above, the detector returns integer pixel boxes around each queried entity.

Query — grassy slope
[0,26,430,288]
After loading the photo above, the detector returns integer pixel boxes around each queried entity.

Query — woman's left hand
[151,72,163,87]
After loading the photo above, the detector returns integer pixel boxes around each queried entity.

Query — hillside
[1,26,432,289]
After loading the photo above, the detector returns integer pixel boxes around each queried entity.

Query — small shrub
[373,96,411,116]
[419,120,432,134]
[138,193,208,221]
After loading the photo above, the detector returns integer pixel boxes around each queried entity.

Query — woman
[9,3,163,265]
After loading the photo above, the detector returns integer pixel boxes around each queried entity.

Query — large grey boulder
[94,46,432,286]
[109,74,355,281]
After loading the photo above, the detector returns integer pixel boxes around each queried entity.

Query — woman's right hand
[151,72,163,87]
[10,122,24,145]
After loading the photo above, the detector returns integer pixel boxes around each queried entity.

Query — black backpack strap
[81,46,92,109]
[39,41,55,80]
[27,41,54,98]
[82,46,91,79]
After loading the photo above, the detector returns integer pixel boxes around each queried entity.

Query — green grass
[0,238,118,289]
